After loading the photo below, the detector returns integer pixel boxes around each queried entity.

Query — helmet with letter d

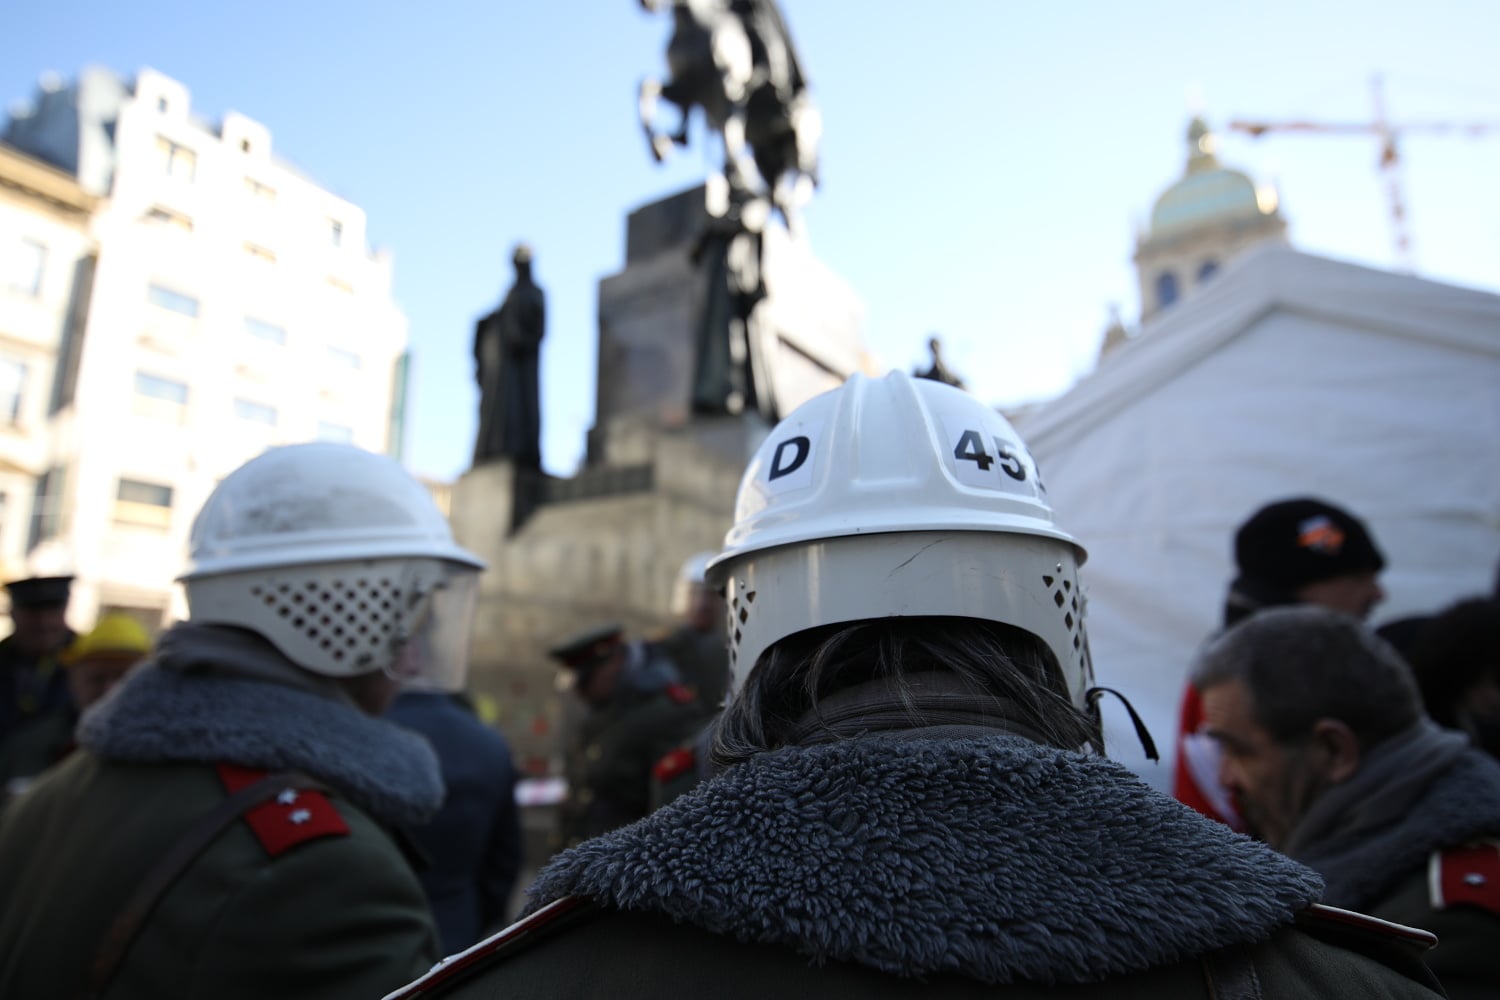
[180,443,485,692]
[706,370,1094,712]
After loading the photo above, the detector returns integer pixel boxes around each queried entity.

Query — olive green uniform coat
[0,753,436,999]
[0,624,447,1000]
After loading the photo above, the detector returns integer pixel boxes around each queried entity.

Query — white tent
[1014,244,1500,790]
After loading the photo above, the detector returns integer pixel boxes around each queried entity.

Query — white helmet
[706,371,1094,705]
[180,443,485,690]
[669,550,716,617]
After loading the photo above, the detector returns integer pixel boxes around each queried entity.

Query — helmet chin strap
[1085,686,1159,762]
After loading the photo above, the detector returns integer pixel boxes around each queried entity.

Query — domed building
[1133,117,1286,322]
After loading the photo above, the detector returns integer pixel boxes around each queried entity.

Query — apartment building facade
[2,67,409,628]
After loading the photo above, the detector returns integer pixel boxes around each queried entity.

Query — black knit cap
[1234,497,1385,591]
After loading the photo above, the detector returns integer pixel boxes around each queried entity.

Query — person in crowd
[0,612,151,797]
[0,442,486,999]
[656,551,729,710]
[1175,496,1387,826]
[391,372,1442,999]
[1403,597,1500,759]
[549,624,700,849]
[0,576,76,743]
[1194,606,1500,1000]
[386,688,523,955]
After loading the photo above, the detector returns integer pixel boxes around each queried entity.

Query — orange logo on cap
[1297,515,1345,555]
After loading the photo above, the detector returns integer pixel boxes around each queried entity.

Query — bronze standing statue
[638,0,820,424]
[473,245,546,468]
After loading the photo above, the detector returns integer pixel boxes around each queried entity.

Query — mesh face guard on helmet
[707,371,1095,707]
[188,556,479,688]
[179,443,485,686]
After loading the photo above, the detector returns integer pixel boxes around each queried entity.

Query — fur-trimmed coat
[0,624,443,1000]
[391,734,1442,999]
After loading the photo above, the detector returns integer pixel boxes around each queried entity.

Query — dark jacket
[557,648,701,848]
[393,734,1442,998]
[0,633,71,742]
[1283,730,1500,1000]
[387,691,522,954]
[0,705,74,796]
[0,624,443,999]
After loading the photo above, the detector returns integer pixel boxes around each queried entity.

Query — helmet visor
[387,563,480,693]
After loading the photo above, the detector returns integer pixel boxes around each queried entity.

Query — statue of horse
[638,0,820,229]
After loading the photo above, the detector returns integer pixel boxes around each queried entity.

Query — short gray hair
[1191,606,1421,749]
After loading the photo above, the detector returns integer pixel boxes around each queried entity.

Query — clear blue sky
[6,1,1499,481]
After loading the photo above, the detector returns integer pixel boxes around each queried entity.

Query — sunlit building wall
[3,67,409,628]
[0,143,95,589]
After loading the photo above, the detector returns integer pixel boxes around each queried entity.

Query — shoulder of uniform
[653,745,697,784]
[662,682,696,706]
[215,763,350,858]
[1297,903,1437,949]
[386,896,596,998]
[1429,838,1500,916]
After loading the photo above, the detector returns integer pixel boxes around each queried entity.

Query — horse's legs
[638,78,676,163]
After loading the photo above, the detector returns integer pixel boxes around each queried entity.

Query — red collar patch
[215,763,350,858]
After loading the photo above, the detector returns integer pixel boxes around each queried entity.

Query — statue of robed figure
[473,245,546,468]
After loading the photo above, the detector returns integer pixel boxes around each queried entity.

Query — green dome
[1149,117,1277,236]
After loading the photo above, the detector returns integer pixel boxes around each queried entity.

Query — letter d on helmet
[180,443,485,689]
[706,371,1094,706]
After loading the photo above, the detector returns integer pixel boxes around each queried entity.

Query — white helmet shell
[707,371,1093,704]
[180,443,484,683]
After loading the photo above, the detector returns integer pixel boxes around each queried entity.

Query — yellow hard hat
[62,613,152,666]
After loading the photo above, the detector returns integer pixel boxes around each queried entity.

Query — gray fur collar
[79,661,443,827]
[529,735,1323,985]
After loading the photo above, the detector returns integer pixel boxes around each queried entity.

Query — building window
[326,346,361,370]
[328,219,343,248]
[245,177,276,203]
[1197,260,1219,283]
[234,398,278,426]
[117,478,173,507]
[29,466,65,548]
[1156,271,1180,310]
[147,283,199,318]
[0,360,26,425]
[144,206,193,232]
[7,238,47,297]
[154,136,197,181]
[115,477,174,528]
[134,371,189,405]
[317,421,354,444]
[244,317,287,345]
[244,242,276,264]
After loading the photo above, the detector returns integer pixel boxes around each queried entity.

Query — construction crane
[1230,75,1500,272]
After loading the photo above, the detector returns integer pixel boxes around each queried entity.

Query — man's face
[66,658,136,711]
[684,585,722,633]
[11,605,70,656]
[1296,572,1384,619]
[576,653,623,708]
[1200,678,1331,849]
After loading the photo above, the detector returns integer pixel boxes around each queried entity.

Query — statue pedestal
[449,459,545,563]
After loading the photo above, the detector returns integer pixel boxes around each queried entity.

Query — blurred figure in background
[656,551,728,710]
[387,688,522,955]
[1403,597,1500,759]
[0,576,76,744]
[0,613,151,797]
[550,624,700,849]
[1175,497,1386,827]
[1195,606,1500,1000]
[0,443,485,1000]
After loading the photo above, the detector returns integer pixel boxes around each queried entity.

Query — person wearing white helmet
[658,550,729,709]
[0,443,484,1000]
[387,373,1442,1000]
